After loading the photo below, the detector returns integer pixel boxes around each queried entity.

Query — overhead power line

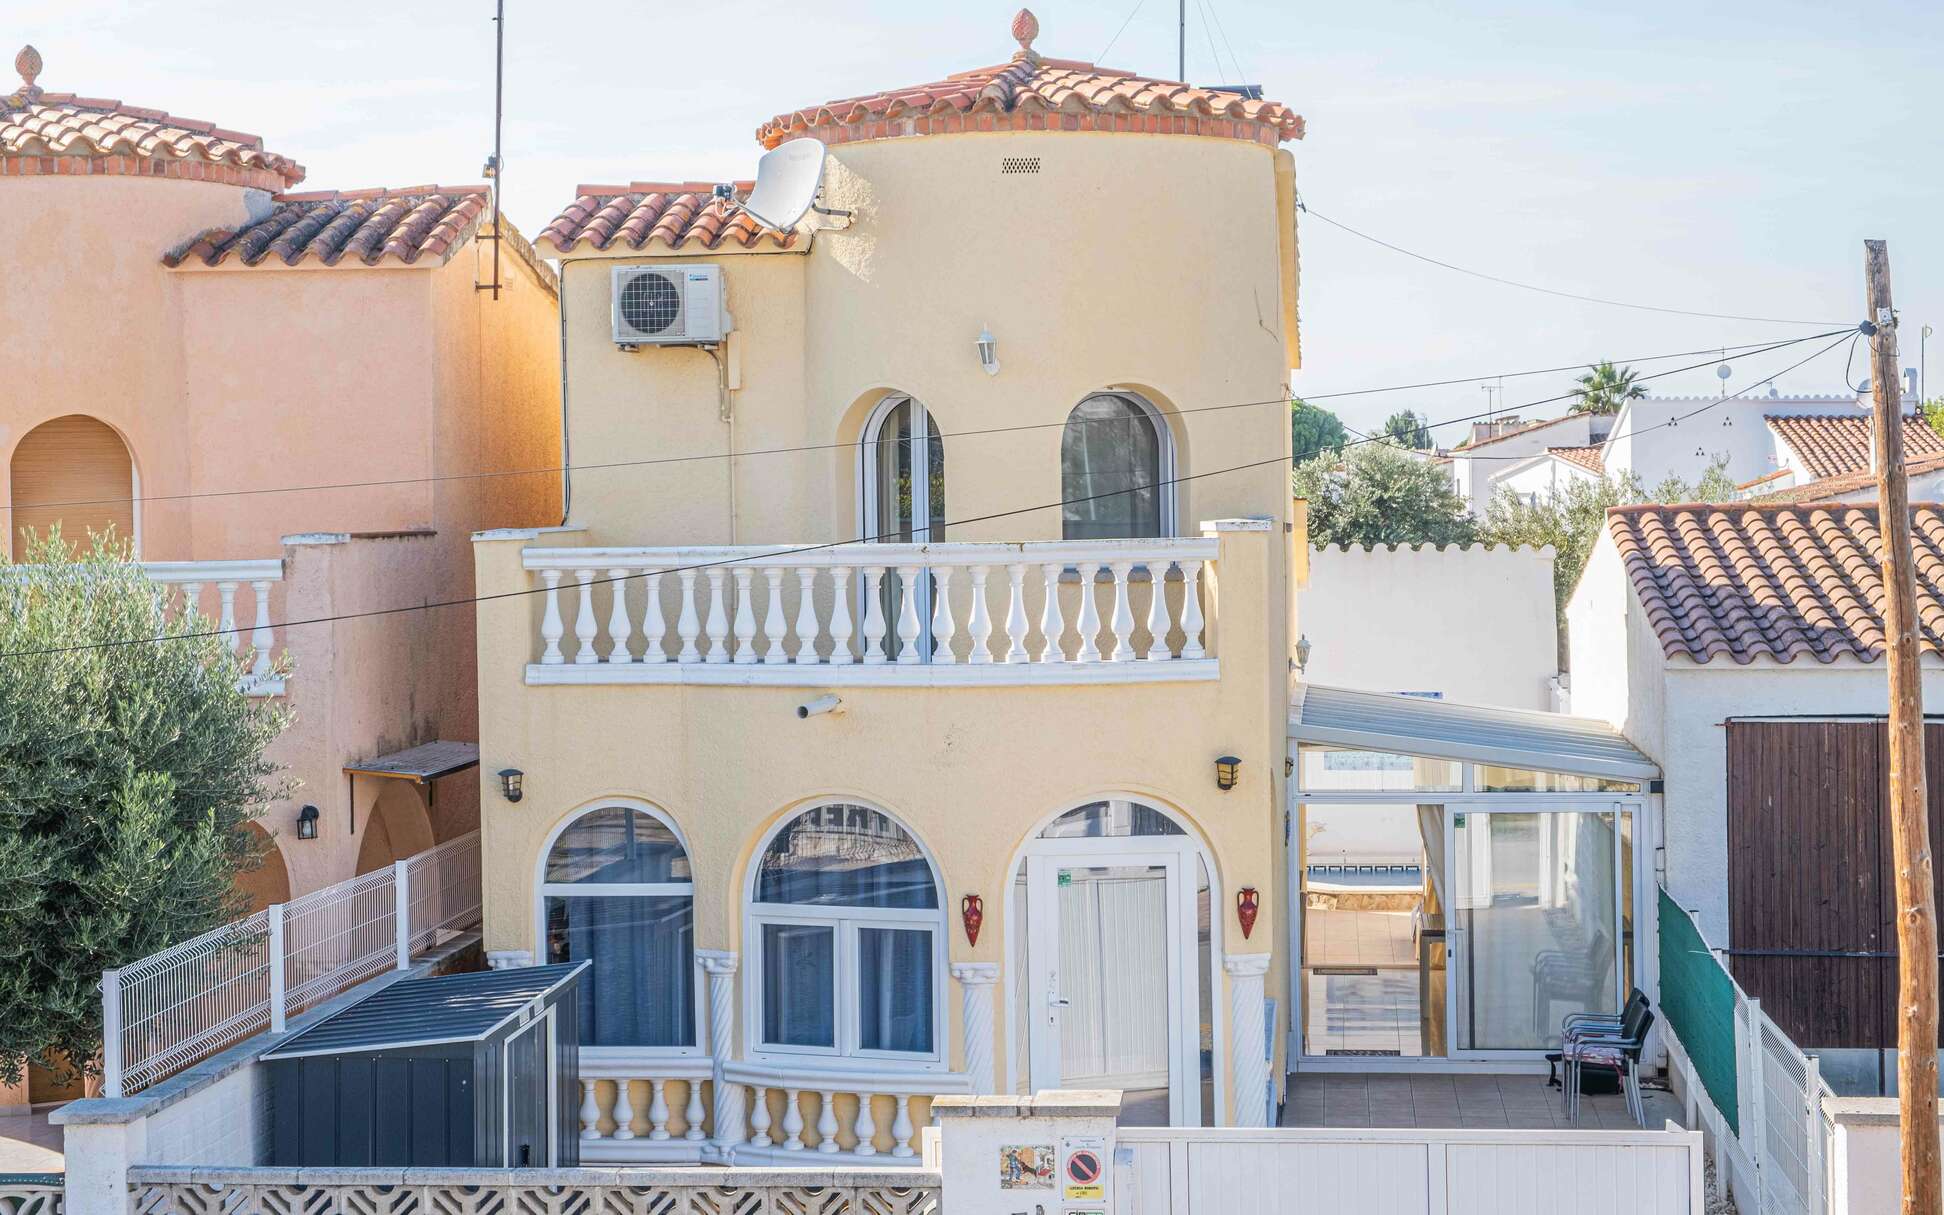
[0,326,1853,661]
[1300,204,1848,328]
[1,333,1845,517]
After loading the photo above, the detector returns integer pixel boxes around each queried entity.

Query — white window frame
[743,801,949,1070]
[533,799,705,1059]
[858,393,942,546]
[1061,390,1178,540]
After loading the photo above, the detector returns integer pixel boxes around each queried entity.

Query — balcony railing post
[268,903,288,1034]
[100,967,124,1099]
[394,859,412,969]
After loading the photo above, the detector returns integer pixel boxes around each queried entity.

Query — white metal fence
[102,831,481,1098]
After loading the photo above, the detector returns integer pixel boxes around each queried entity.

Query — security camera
[797,694,843,719]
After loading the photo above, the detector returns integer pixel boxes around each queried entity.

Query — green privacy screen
[1658,889,1739,1135]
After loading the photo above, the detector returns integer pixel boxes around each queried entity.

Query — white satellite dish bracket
[739,138,850,233]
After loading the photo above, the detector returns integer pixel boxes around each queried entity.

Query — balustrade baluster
[1002,563,1030,662]
[891,1094,916,1157]
[828,568,855,664]
[748,1085,772,1146]
[216,581,240,657]
[1109,561,1136,661]
[782,1087,806,1150]
[1074,564,1103,662]
[580,1080,601,1140]
[816,1089,840,1153]
[703,569,730,663]
[732,568,758,664]
[179,582,202,622]
[571,570,599,664]
[792,568,821,664]
[860,568,888,664]
[1179,559,1207,659]
[539,570,565,664]
[762,567,789,664]
[965,565,993,664]
[647,1078,671,1139]
[249,580,275,678]
[606,569,635,663]
[1144,561,1173,659]
[1038,563,1066,662]
[894,568,922,665]
[612,1078,637,1140]
[929,568,958,663]
[684,1077,708,1140]
[854,1092,878,1156]
[676,571,702,663]
[641,572,667,663]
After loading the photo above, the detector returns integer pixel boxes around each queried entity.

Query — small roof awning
[343,740,480,784]
[262,962,587,1059]
[1290,684,1659,782]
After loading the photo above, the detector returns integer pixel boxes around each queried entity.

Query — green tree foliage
[1381,409,1435,450]
[1292,440,1477,547]
[1478,458,1736,663]
[1920,398,1944,438]
[1290,399,1348,463]
[0,531,287,1085]
[1570,361,1647,415]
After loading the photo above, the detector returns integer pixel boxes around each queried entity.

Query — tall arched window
[749,803,943,1060]
[541,805,696,1049]
[10,414,136,558]
[1060,393,1172,540]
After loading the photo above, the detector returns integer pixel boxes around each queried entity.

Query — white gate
[1113,1127,1705,1215]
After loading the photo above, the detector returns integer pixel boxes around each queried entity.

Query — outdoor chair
[1530,926,1612,1036]
[1544,987,1646,1088]
[1560,1001,1655,1125]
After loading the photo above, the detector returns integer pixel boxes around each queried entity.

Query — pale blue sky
[12,0,1938,439]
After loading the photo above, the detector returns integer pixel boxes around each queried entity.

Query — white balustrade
[522,540,1219,686]
[576,1059,715,1163]
[137,559,288,696]
[724,1066,972,1163]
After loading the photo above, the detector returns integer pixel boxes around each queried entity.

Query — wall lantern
[1294,634,1312,673]
[1214,755,1241,792]
[961,894,985,947]
[296,804,320,841]
[1236,888,1260,939]
[497,768,525,804]
[975,325,1000,377]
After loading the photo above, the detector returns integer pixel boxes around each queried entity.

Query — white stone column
[950,962,1001,1095]
[698,950,744,1156]
[1224,953,1272,1127]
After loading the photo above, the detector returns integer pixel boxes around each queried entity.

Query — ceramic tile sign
[999,1143,1056,1189]
[1062,1136,1107,1203]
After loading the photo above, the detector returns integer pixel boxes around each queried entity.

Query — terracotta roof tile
[1766,414,1944,481]
[1606,501,1944,665]
[1,48,303,190]
[163,187,491,268]
[755,9,1302,150]
[1753,450,1944,505]
[1549,445,1605,474]
[540,182,798,255]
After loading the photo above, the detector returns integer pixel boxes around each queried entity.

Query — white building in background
[1446,414,1614,514]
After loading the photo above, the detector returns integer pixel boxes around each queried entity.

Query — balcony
[519,536,1229,687]
[142,560,287,696]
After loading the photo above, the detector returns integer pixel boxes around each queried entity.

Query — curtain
[548,894,693,1047]
[858,927,934,1053]
[1061,395,1161,540]
[762,923,836,1047]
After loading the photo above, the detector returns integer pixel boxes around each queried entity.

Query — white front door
[1023,846,1197,1123]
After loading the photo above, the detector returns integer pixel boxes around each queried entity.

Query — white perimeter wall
[1300,544,1559,710]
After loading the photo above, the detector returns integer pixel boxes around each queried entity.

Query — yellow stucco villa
[471,10,1306,1156]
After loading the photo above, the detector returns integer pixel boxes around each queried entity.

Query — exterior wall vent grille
[1000,157,1042,175]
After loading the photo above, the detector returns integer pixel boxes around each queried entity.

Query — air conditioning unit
[611,264,725,346]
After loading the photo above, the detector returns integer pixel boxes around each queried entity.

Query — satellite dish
[742,138,828,231]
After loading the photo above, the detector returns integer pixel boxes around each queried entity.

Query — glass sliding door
[864,395,944,660]
[1451,810,1624,1051]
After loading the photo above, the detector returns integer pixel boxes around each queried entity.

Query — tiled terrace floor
[0,1109,63,1171]
[1282,1071,1681,1131]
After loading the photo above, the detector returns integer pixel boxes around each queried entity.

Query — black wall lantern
[498,768,525,803]
[1215,755,1241,792]
[296,804,320,840]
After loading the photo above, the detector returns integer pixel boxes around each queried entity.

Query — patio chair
[1561,1002,1655,1125]
[1544,988,1646,1089]
[1530,927,1612,1036]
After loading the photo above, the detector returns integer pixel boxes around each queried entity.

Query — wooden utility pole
[1865,238,1940,1215]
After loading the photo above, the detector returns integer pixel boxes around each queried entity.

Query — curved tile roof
[1607,501,1944,665]
[1549,445,1605,474]
[1767,413,1944,481]
[1,45,304,190]
[756,9,1303,150]
[163,187,491,268]
[541,183,798,255]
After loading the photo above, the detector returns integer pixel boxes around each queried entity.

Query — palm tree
[1571,361,1646,414]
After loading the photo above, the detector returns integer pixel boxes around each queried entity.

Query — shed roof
[263,963,586,1059]
[344,740,480,783]
[1290,684,1659,781]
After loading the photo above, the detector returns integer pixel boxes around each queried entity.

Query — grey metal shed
[261,962,586,1168]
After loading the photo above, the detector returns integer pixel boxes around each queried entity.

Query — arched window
[1060,393,1171,540]
[10,414,136,558]
[749,803,943,1060]
[541,805,696,1049]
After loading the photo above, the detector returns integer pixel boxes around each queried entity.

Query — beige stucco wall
[481,127,1299,1122]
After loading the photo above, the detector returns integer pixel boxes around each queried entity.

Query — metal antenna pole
[1178,0,1186,80]
[480,0,505,300]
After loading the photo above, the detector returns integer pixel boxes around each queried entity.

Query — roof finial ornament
[1011,9,1041,63]
[14,44,40,90]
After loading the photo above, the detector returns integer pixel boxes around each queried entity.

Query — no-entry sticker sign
[1062,1138,1105,1202]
